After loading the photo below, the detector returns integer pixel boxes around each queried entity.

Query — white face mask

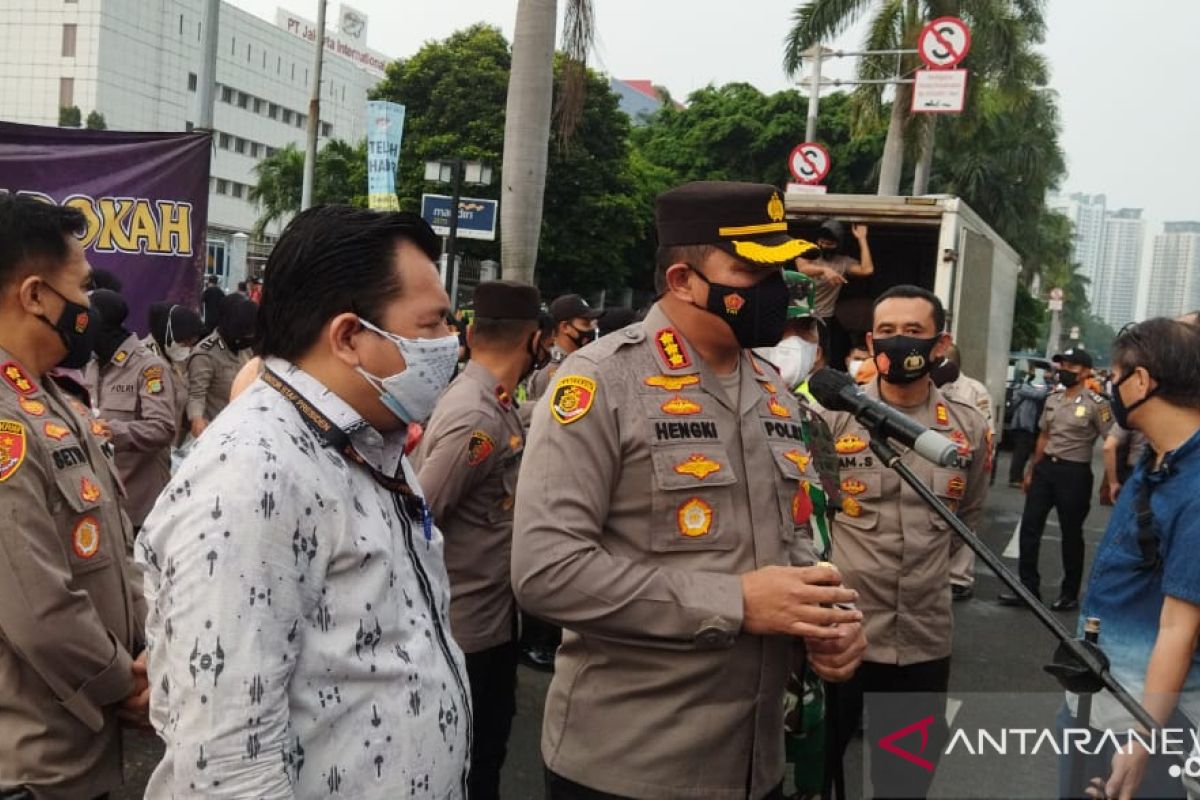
[847,358,865,379]
[166,343,192,363]
[356,318,460,424]
[755,336,819,389]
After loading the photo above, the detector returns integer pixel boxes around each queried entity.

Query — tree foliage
[85,111,107,130]
[247,140,368,235]
[58,106,81,128]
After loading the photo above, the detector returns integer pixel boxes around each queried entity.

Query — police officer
[145,301,205,446]
[0,195,146,799]
[512,181,866,799]
[86,290,178,531]
[1001,347,1113,611]
[413,280,544,800]
[822,285,990,799]
[186,292,254,438]
[525,293,602,401]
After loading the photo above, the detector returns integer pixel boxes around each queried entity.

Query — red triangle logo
[877,715,936,772]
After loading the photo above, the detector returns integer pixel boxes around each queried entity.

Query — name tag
[654,420,719,441]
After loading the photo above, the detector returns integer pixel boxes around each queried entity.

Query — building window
[216,179,228,195]
[291,63,295,81]
[321,122,332,137]
[250,142,261,158]
[179,14,184,35]
[61,24,76,57]
[207,240,228,278]
[266,146,277,157]
[230,36,236,55]
[297,114,306,129]
[304,68,309,87]
[341,85,345,102]
[237,91,249,109]
[282,109,293,125]
[59,77,74,108]
[232,183,244,199]
[220,85,233,103]
[246,43,251,62]
[218,132,230,148]
[268,103,278,119]
[234,137,247,154]
[276,56,281,74]
[261,51,266,69]
[188,72,197,91]
[253,98,263,114]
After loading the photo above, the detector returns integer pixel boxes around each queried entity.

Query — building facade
[1047,192,1107,291]
[1093,208,1144,329]
[1145,222,1200,319]
[0,0,392,286]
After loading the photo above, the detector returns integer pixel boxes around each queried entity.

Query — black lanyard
[261,367,432,540]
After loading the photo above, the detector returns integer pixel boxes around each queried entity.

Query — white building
[1093,208,1144,329]
[1047,192,1107,291]
[1145,221,1200,319]
[0,0,392,285]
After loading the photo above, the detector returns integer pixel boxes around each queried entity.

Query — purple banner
[0,121,212,335]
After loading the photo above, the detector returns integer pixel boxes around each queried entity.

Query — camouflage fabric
[783,270,818,319]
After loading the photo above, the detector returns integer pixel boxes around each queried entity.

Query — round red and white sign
[918,17,971,69]
[788,142,831,185]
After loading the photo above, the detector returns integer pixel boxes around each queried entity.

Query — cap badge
[767,192,785,223]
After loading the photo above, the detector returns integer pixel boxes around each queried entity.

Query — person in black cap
[512,181,866,799]
[412,280,546,800]
[794,219,874,323]
[597,305,639,337]
[1000,347,1114,610]
[525,293,603,401]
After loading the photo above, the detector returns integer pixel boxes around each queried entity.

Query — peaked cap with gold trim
[655,181,818,267]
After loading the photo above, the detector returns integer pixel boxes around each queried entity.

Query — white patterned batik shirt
[137,358,471,799]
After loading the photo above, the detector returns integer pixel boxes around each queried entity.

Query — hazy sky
[239,0,1198,223]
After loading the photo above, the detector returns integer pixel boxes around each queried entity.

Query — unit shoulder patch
[550,375,597,425]
[467,429,496,466]
[0,420,28,482]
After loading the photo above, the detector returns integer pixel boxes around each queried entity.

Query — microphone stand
[865,434,1160,736]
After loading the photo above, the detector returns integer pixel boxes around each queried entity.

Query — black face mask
[930,358,960,388]
[1057,370,1080,389]
[565,325,597,350]
[1111,369,1158,430]
[690,267,790,349]
[523,332,550,381]
[37,282,96,370]
[872,335,940,384]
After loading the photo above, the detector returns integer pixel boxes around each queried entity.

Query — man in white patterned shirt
[137,206,471,798]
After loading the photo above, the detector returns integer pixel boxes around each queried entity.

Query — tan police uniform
[413,360,525,653]
[143,334,190,445]
[87,334,178,527]
[525,344,566,402]
[809,254,859,319]
[1041,388,1113,462]
[0,352,141,800]
[185,329,246,425]
[939,371,994,590]
[512,304,825,799]
[824,382,990,665]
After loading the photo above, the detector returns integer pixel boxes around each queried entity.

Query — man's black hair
[0,193,86,289]
[873,284,947,333]
[91,268,123,292]
[1112,318,1200,410]
[237,281,248,292]
[207,275,219,285]
[258,205,440,360]
[654,244,715,295]
[472,317,538,348]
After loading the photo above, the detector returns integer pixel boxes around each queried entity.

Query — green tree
[247,140,368,235]
[85,111,106,130]
[58,106,81,128]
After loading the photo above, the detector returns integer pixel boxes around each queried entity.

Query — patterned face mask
[356,318,460,424]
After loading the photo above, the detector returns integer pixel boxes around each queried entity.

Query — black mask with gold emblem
[873,335,939,384]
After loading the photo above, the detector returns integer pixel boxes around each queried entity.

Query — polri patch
[677,497,713,537]
[1,362,36,395]
[550,375,597,425]
[143,365,164,395]
[467,430,495,466]
[0,420,28,482]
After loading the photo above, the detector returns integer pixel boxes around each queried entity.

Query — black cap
[549,294,603,324]
[655,181,817,267]
[1053,347,1094,368]
[818,219,845,244]
[473,280,541,321]
[598,306,638,333]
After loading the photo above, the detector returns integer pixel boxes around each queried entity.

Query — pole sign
[366,100,405,211]
[420,194,498,241]
[788,142,831,185]
[911,69,968,113]
[917,17,971,69]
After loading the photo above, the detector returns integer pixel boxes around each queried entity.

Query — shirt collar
[460,360,513,409]
[263,357,407,474]
[1147,425,1200,483]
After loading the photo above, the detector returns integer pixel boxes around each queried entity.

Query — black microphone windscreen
[808,368,858,411]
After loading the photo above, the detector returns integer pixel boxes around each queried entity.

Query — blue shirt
[1080,425,1200,728]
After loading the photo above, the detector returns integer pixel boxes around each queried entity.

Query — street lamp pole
[444,158,463,300]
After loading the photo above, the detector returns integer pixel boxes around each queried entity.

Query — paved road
[117,449,1115,799]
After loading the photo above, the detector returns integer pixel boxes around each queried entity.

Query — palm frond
[784,0,879,76]
[555,0,594,144]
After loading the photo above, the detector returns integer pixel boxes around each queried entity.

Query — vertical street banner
[366,100,405,211]
[0,122,212,334]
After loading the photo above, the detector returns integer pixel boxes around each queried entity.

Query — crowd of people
[1,184,1198,800]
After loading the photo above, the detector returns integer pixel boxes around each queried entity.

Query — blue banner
[366,100,405,210]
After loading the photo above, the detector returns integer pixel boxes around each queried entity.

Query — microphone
[808,368,959,467]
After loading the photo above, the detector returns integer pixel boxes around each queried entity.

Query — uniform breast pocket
[102,388,138,418]
[929,467,969,527]
[648,443,737,553]
[767,443,820,543]
[835,469,882,531]
[486,452,523,524]
[53,465,114,575]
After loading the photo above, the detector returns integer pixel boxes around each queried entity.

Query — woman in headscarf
[145,301,204,446]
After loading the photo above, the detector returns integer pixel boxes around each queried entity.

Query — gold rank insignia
[1074,405,1088,418]
[842,497,863,517]
[783,450,811,472]
[551,375,597,425]
[0,420,27,482]
[835,434,868,454]
[644,374,699,392]
[767,395,791,418]
[935,403,949,427]
[662,395,702,416]
[72,516,100,559]
[841,478,867,496]
[947,476,966,498]
[677,497,714,537]
[654,328,692,371]
[43,421,70,441]
[80,476,102,503]
[467,430,495,466]
[1,362,36,395]
[113,351,128,364]
[18,396,46,417]
[762,382,777,395]
[673,453,722,480]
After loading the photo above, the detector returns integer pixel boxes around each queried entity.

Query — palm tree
[500,0,593,285]
[248,143,305,235]
[784,0,1045,195]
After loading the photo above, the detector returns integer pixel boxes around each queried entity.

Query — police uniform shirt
[524,344,566,402]
[185,329,248,423]
[137,358,470,798]
[512,303,824,799]
[810,254,859,318]
[143,334,190,441]
[86,334,177,527]
[1040,388,1113,462]
[823,381,990,665]
[0,350,140,800]
[941,372,994,434]
[412,361,525,654]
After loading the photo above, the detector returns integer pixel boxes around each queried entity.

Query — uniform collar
[864,377,951,428]
[461,360,515,410]
[0,345,43,397]
[107,333,142,367]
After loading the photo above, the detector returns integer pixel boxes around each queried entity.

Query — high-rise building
[1047,192,1107,289]
[1093,208,1144,329]
[0,0,393,285]
[1145,222,1200,319]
